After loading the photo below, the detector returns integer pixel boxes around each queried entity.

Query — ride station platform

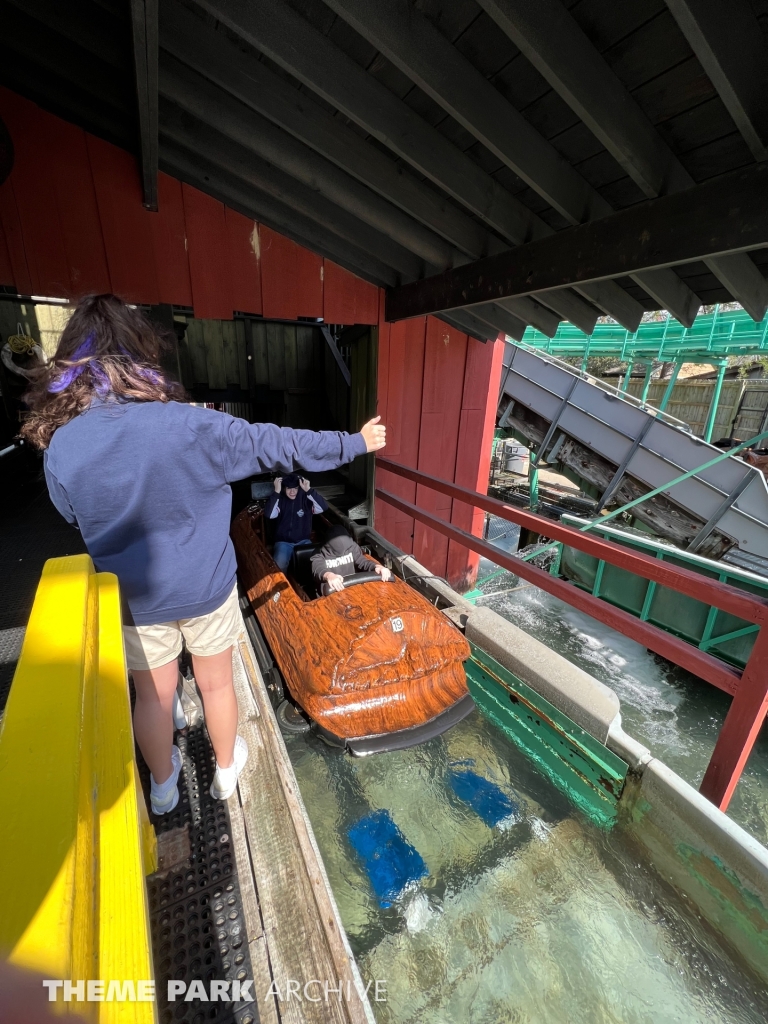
[0,482,373,1024]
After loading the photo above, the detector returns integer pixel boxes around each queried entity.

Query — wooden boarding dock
[224,634,375,1024]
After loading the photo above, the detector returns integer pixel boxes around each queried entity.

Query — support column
[700,629,768,810]
[704,360,728,442]
[620,359,634,392]
[528,456,539,511]
[640,361,654,403]
[658,360,682,412]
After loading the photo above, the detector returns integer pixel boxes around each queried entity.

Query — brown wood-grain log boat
[232,506,473,755]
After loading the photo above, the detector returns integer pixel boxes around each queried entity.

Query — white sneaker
[150,745,182,815]
[210,736,249,800]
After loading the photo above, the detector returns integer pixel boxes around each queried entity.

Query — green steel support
[658,360,683,412]
[704,360,728,442]
[592,559,606,599]
[528,457,539,511]
[620,358,634,392]
[640,361,654,403]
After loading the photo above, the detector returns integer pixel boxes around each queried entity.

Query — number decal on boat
[391,617,404,633]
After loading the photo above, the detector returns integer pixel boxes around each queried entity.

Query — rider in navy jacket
[264,472,329,569]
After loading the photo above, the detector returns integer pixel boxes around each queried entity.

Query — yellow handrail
[0,555,157,1021]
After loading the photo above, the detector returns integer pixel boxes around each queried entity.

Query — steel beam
[687,475,753,553]
[477,0,766,322]
[130,0,158,210]
[325,0,701,325]
[385,162,768,321]
[666,0,768,163]
[195,0,643,330]
[594,419,655,512]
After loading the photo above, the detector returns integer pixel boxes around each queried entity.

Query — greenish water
[285,710,768,1023]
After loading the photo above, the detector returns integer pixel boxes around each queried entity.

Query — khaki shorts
[123,584,241,671]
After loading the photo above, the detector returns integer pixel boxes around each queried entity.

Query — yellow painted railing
[0,555,157,1021]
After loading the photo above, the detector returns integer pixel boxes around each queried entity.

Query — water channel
[283,535,768,1022]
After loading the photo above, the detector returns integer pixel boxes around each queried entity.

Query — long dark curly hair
[21,294,187,449]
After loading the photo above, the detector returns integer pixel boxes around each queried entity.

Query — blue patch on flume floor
[348,809,428,908]
[448,767,521,828]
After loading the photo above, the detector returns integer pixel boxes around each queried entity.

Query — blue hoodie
[44,399,367,625]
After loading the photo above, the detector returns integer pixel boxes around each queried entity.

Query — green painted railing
[522,305,768,361]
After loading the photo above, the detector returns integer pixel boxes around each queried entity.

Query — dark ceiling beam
[159,101,422,283]
[159,0,488,262]
[325,0,700,327]
[6,0,129,68]
[666,0,768,163]
[129,0,158,210]
[534,289,598,336]
[438,309,503,343]
[496,297,560,338]
[194,0,640,330]
[470,303,528,341]
[159,57,458,272]
[385,162,768,321]
[194,0,542,246]
[477,0,768,324]
[159,140,399,289]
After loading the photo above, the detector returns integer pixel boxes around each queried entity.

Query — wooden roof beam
[130,0,158,210]
[159,0,491,263]
[385,163,768,321]
[159,57,458,273]
[160,140,400,289]
[324,0,700,327]
[666,0,768,164]
[478,0,768,322]
[159,102,419,284]
[195,0,641,331]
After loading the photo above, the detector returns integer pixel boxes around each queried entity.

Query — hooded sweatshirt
[311,531,377,583]
[44,398,367,624]
[263,486,329,544]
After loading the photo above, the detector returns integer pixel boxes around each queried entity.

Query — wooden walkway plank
[232,638,374,1024]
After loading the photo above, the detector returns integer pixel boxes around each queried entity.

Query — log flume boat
[232,505,474,755]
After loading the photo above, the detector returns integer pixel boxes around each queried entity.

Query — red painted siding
[323,260,378,325]
[260,226,323,320]
[0,176,32,295]
[0,216,13,287]
[88,135,160,304]
[182,185,232,320]
[447,337,505,588]
[151,174,193,308]
[225,208,262,316]
[413,318,468,577]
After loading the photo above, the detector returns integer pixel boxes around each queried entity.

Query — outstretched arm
[219,417,386,483]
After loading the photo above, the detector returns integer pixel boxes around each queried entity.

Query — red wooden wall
[0,85,501,590]
[375,292,504,590]
[0,87,378,323]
